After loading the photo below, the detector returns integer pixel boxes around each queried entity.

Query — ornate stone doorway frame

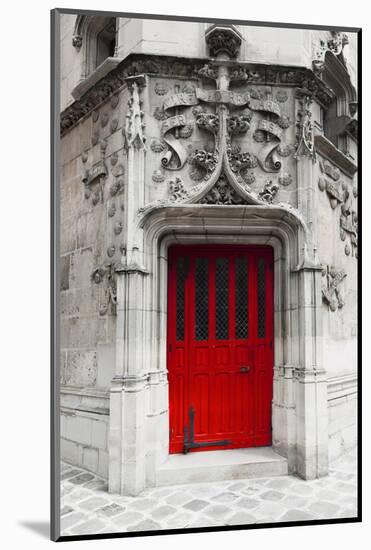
[109,204,328,495]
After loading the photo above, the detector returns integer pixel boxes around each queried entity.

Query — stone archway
[108,203,328,495]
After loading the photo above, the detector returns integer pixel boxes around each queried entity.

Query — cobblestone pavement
[60,448,357,536]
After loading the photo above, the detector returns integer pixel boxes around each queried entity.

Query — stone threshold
[155,447,288,487]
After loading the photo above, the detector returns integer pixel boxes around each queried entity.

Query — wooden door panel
[168,245,274,454]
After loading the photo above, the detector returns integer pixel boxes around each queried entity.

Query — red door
[168,245,274,454]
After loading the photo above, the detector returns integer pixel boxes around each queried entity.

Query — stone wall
[60,78,131,475]
[60,14,357,110]
[60,388,109,477]
[327,375,357,462]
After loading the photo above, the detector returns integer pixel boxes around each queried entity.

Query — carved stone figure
[312,32,349,75]
[168,177,189,202]
[294,93,315,159]
[259,180,279,203]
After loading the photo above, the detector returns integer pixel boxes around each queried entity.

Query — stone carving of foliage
[227,145,258,175]
[227,113,252,136]
[195,112,220,134]
[189,149,218,176]
[168,177,189,202]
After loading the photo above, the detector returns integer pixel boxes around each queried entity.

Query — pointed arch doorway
[167,244,274,454]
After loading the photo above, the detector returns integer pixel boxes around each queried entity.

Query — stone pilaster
[294,258,328,479]
[108,77,150,495]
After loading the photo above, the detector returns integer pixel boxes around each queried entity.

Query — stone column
[293,92,328,478]
[295,259,328,479]
[108,77,150,495]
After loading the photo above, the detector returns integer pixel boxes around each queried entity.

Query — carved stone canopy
[205,25,243,59]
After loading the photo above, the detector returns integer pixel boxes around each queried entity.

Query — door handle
[240,366,250,373]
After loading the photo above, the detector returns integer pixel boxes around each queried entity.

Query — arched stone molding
[72,15,118,80]
[109,202,328,495]
[322,51,357,119]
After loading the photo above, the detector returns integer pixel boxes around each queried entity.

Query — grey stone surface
[60,448,357,536]
[96,502,125,517]
[70,518,106,535]
[126,519,161,532]
[165,491,192,506]
[203,504,232,520]
[260,490,285,501]
[212,492,239,503]
[183,499,209,512]
[69,473,95,485]
[112,511,144,528]
[78,496,109,511]
[150,505,177,519]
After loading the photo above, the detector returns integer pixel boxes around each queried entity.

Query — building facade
[59,14,358,496]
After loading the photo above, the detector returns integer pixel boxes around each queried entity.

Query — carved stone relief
[101,112,109,128]
[91,263,118,316]
[279,173,293,186]
[152,170,166,183]
[168,177,189,202]
[61,54,334,135]
[321,265,347,311]
[318,158,344,208]
[317,158,358,258]
[259,180,279,203]
[110,95,119,109]
[110,152,118,166]
[340,187,358,258]
[82,139,108,206]
[154,81,169,96]
[110,117,119,133]
[205,25,242,58]
[294,93,315,159]
[150,139,167,153]
[124,80,145,150]
[199,174,248,205]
